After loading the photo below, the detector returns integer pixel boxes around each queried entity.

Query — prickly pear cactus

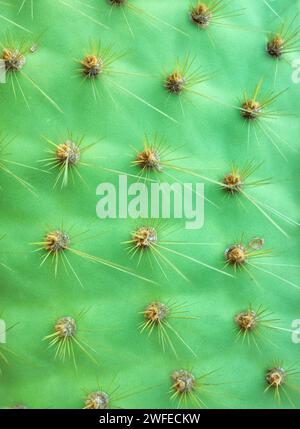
[0,0,300,409]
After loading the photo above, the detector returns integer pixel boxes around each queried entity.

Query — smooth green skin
[0,0,300,409]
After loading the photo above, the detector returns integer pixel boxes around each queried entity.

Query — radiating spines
[83,376,150,410]
[266,16,300,59]
[265,15,300,85]
[33,222,156,287]
[59,0,109,29]
[221,161,270,194]
[139,300,197,357]
[170,367,221,408]
[238,79,291,159]
[224,236,271,271]
[18,0,34,19]
[263,0,281,19]
[1,32,29,77]
[0,3,31,33]
[234,304,282,351]
[78,41,124,96]
[33,225,82,285]
[224,236,300,290]
[131,133,192,181]
[104,0,187,37]
[124,221,232,281]
[77,40,177,122]
[240,79,286,122]
[189,1,243,30]
[40,133,97,188]
[163,53,214,100]
[218,161,297,236]
[0,132,38,195]
[264,361,300,406]
[0,32,62,111]
[128,133,219,208]
[43,309,98,369]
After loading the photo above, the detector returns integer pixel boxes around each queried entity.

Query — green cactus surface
[0,0,300,409]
